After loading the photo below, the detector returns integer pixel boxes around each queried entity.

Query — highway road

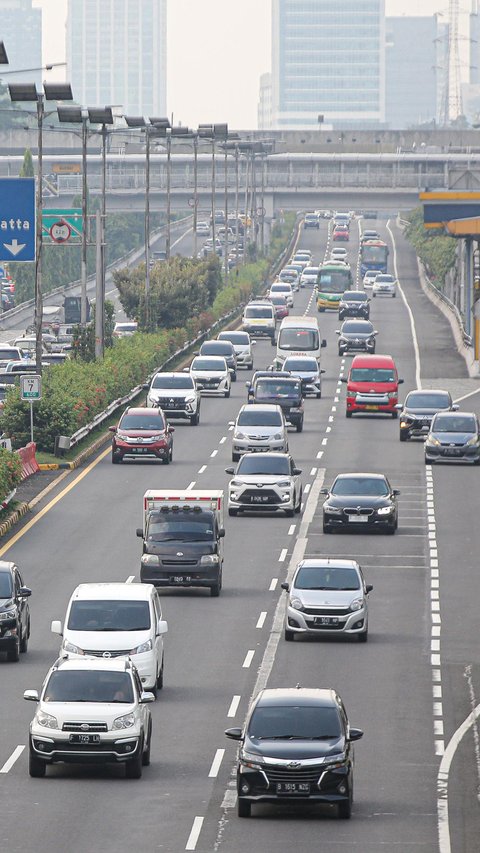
[0,216,479,853]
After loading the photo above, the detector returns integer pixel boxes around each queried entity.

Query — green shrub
[404,207,457,289]
[0,448,23,503]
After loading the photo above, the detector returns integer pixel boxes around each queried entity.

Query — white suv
[225,452,302,517]
[24,657,154,778]
[144,372,201,425]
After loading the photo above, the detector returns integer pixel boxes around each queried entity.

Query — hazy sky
[32,0,452,128]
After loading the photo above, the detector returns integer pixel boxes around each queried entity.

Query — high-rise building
[0,0,42,85]
[258,73,273,130]
[268,0,385,129]
[385,17,438,128]
[66,0,167,116]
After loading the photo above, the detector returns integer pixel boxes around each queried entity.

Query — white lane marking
[210,449,218,458]
[328,415,334,422]
[208,748,225,778]
[256,611,267,629]
[331,406,337,412]
[316,450,323,459]
[326,426,331,433]
[304,483,311,494]
[453,386,480,404]
[322,437,328,445]
[185,816,204,851]
[242,650,255,668]
[125,575,135,584]
[186,481,196,490]
[269,578,278,591]
[310,467,317,476]
[334,396,339,402]
[0,745,25,773]
[288,524,296,535]
[227,695,241,718]
[198,465,207,473]
[228,425,234,431]
[279,548,288,562]
[386,219,421,387]
[219,436,226,444]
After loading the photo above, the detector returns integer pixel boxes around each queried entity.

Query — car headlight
[200,554,219,565]
[377,505,394,515]
[277,480,292,488]
[185,395,196,403]
[141,554,160,566]
[324,752,347,767]
[149,434,165,442]
[36,710,58,729]
[113,712,135,730]
[241,750,265,768]
[130,639,152,655]
[290,597,304,611]
[324,503,341,514]
[231,479,243,488]
[466,435,479,446]
[290,407,302,413]
[235,432,247,440]
[427,436,441,446]
[388,392,398,399]
[273,433,283,440]
[350,597,364,612]
[400,420,410,428]
[0,608,16,621]
[63,640,84,655]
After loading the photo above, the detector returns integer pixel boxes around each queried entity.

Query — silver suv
[229,404,288,461]
[24,657,154,778]
[282,559,372,642]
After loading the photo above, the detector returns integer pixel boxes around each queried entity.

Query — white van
[51,583,168,697]
[276,316,326,366]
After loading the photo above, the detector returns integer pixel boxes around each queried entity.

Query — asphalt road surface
[0,216,479,853]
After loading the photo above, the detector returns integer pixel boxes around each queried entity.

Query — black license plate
[69,734,100,744]
[130,447,150,453]
[276,782,310,795]
[250,495,269,503]
[444,448,460,456]
[314,616,339,625]
[171,576,192,583]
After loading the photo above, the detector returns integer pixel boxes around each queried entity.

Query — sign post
[20,374,42,443]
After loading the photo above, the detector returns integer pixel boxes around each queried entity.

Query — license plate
[171,576,191,583]
[69,734,100,744]
[365,405,378,410]
[276,782,310,795]
[349,515,369,522]
[314,616,339,625]
[444,448,460,456]
[251,495,269,503]
[131,447,150,453]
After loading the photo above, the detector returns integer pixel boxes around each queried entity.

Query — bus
[360,240,389,277]
[316,263,353,312]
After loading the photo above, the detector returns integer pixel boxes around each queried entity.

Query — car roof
[153,371,190,379]
[52,656,132,674]
[350,354,396,367]
[123,407,163,417]
[255,688,338,707]
[433,410,475,419]
[239,403,282,413]
[297,558,360,570]
[334,472,387,480]
[0,560,15,573]
[240,451,289,460]
[342,291,367,298]
[342,319,373,326]
[407,388,450,397]
[71,582,155,601]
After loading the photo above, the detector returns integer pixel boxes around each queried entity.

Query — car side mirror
[108,425,117,433]
[156,619,168,636]
[19,586,31,597]
[182,366,190,372]
[251,340,256,346]
[373,330,379,335]
[340,376,347,383]
[452,404,459,411]
[142,383,149,390]
[293,468,302,475]
[23,689,39,702]
[335,330,340,335]
[225,467,235,475]
[218,528,225,538]
[393,489,401,496]
[51,620,62,636]
[245,381,250,388]
[225,727,243,741]
[321,339,327,348]
[320,487,328,494]
[398,378,404,384]
[281,582,289,592]
[366,584,373,593]
[349,728,364,742]
[395,403,402,410]
[140,691,156,703]
[136,528,144,538]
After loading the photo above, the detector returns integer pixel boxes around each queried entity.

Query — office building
[385,17,437,128]
[66,0,167,115]
[269,0,385,129]
[0,0,42,85]
[258,73,273,130]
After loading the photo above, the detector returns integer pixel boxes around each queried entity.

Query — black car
[336,320,377,356]
[199,340,237,381]
[338,291,370,320]
[321,473,399,534]
[425,411,480,464]
[246,372,304,431]
[225,687,363,818]
[397,389,457,441]
[0,561,31,661]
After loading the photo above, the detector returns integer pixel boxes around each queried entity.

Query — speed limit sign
[50,221,71,243]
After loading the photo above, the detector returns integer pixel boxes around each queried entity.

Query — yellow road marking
[0,445,111,557]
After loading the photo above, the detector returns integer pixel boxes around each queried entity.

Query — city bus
[360,240,389,277]
[316,262,353,312]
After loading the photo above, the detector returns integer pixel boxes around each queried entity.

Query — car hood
[404,406,448,416]
[63,629,152,651]
[235,426,283,438]
[245,735,345,761]
[149,389,192,400]
[293,589,361,607]
[116,429,165,438]
[326,495,390,508]
[191,369,227,378]
[145,541,215,556]
[286,371,319,381]
[340,331,374,339]
[0,597,14,610]
[39,700,137,723]
[430,431,475,444]
[232,473,293,485]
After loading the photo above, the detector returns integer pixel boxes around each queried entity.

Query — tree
[19,148,34,177]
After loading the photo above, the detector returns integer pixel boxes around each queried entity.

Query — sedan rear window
[249,706,342,740]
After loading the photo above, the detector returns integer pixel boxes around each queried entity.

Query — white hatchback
[363,270,378,288]
[372,274,397,297]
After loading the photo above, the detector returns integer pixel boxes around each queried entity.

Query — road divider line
[256,611,267,629]
[279,548,288,562]
[322,438,328,445]
[198,465,207,474]
[288,524,296,535]
[185,816,204,851]
[219,437,226,444]
[210,450,218,458]
[186,481,196,490]
[227,695,241,718]
[0,745,25,773]
[304,483,311,494]
[125,576,135,584]
[310,467,317,476]
[242,650,255,668]
[208,748,225,778]
[316,450,323,459]
[387,218,421,387]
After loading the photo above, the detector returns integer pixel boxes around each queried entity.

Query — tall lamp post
[8,81,73,375]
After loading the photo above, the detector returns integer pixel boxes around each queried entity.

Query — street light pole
[224,144,228,284]
[145,128,151,325]
[166,129,172,259]
[211,136,216,247]
[81,112,88,325]
[235,144,240,267]
[193,132,198,260]
[35,94,44,375]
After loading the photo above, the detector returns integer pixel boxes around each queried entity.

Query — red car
[342,354,403,418]
[269,295,289,320]
[110,406,174,463]
[333,226,349,242]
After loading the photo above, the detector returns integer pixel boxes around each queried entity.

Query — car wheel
[338,793,352,819]
[162,453,170,465]
[318,307,325,313]
[125,740,144,779]
[270,337,276,347]
[323,520,333,534]
[210,570,222,597]
[358,629,368,643]
[371,346,376,354]
[285,627,295,642]
[346,410,352,418]
[425,457,432,465]
[20,623,29,653]
[238,798,251,818]
[7,637,20,662]
[29,747,46,778]
[316,390,322,399]
[224,388,231,398]
[295,489,302,513]
[391,411,398,419]
[156,656,164,691]
[190,412,199,425]
[296,420,303,433]
[228,508,238,517]
[142,723,152,766]
[386,525,396,535]
[372,293,376,298]
[392,292,396,298]
[112,451,121,464]
[285,507,295,518]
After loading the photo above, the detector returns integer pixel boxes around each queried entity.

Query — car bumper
[113,442,170,459]
[425,446,480,463]
[285,606,367,636]
[235,354,253,368]
[347,398,397,414]
[339,342,375,354]
[237,767,351,804]
[0,628,19,649]
[29,733,142,765]
[233,440,287,454]
[317,299,340,311]
[229,491,294,512]
[323,511,396,530]
[373,287,395,296]
[140,563,220,588]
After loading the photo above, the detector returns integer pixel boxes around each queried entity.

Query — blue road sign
[0,177,35,262]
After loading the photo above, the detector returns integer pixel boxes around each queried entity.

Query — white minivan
[276,316,326,367]
[51,582,168,697]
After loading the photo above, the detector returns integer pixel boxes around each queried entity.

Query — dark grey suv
[226,687,363,818]
[0,562,31,661]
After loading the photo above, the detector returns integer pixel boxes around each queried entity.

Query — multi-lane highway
[0,216,479,853]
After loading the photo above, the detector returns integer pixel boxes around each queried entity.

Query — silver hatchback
[229,404,287,461]
[282,558,372,642]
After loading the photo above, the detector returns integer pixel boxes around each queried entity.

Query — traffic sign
[50,221,72,243]
[0,178,35,262]
[20,374,42,401]
[42,208,82,238]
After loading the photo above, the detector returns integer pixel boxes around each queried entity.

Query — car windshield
[192,358,226,371]
[343,292,366,301]
[284,358,317,372]
[270,296,287,305]
[350,368,395,382]
[249,705,341,740]
[219,333,249,345]
[303,268,319,276]
[0,349,20,360]
[295,566,361,591]
[433,415,476,433]
[44,671,135,704]
[236,456,290,475]
[278,329,319,350]
[342,322,374,334]
[119,414,165,430]
[152,375,193,389]
[375,275,394,283]
[331,477,389,496]
[147,513,214,541]
[201,343,232,356]
[245,307,272,319]
[255,379,301,398]
[271,285,291,293]
[237,410,282,427]
[67,600,151,631]
[0,571,12,597]
[406,393,449,409]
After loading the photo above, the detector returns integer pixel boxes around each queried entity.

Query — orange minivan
[342,354,403,417]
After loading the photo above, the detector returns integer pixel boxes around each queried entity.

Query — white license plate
[349,515,369,523]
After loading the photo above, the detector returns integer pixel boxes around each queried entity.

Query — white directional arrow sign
[3,239,26,257]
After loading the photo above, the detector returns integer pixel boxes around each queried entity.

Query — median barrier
[17,442,40,479]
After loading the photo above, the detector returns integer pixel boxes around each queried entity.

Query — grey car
[336,320,377,356]
[229,404,288,461]
[425,411,480,464]
[282,559,372,642]
[397,389,457,441]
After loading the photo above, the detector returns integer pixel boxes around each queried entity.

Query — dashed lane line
[208,748,225,778]
[185,817,204,851]
[0,745,25,773]
[227,695,241,718]
[256,611,267,629]
[242,650,255,668]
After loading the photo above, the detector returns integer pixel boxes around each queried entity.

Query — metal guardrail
[422,269,472,347]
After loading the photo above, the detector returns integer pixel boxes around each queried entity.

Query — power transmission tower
[448,0,464,120]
